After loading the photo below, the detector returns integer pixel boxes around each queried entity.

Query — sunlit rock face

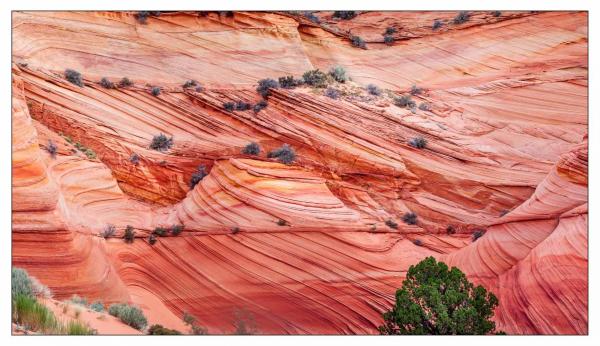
[12,10,587,334]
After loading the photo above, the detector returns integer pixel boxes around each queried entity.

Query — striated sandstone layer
[12,11,587,334]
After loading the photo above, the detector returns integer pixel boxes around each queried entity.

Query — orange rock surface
[12,11,587,334]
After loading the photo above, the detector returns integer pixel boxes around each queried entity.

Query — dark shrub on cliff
[149,133,173,151]
[99,77,115,89]
[328,66,348,83]
[267,144,296,165]
[148,324,182,335]
[395,95,416,108]
[235,101,252,111]
[242,142,260,155]
[171,224,184,236]
[367,84,382,96]
[46,140,58,158]
[124,225,135,243]
[190,165,208,189]
[253,100,268,113]
[432,19,443,30]
[384,35,394,45]
[279,75,303,89]
[472,229,486,242]
[118,77,134,87]
[325,87,340,100]
[65,69,83,87]
[453,11,470,24]
[408,136,427,149]
[333,11,357,20]
[350,35,367,49]
[385,219,398,230]
[302,69,328,88]
[108,303,148,330]
[402,212,417,225]
[256,78,280,97]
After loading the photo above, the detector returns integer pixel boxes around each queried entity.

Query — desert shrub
[379,256,502,335]
[395,95,416,108]
[350,35,367,49]
[367,84,382,96]
[195,85,204,92]
[385,27,397,35]
[118,77,134,87]
[135,11,150,24]
[149,133,173,151]
[129,153,140,165]
[410,85,423,95]
[492,11,502,17]
[101,224,116,238]
[70,294,88,306]
[190,165,208,189]
[150,86,161,96]
[183,311,196,325]
[29,276,52,299]
[223,102,235,112]
[231,227,240,234]
[384,34,394,45]
[303,11,320,24]
[99,77,115,89]
[65,69,83,87]
[302,69,328,88]
[432,19,443,30]
[191,324,208,335]
[232,308,257,335]
[242,142,260,155]
[402,212,417,225]
[277,219,287,226]
[46,140,57,158]
[325,87,340,100]
[408,136,427,149]
[499,209,509,217]
[446,225,456,235]
[90,301,104,312]
[124,225,135,243]
[278,75,302,89]
[65,320,96,335]
[472,229,486,242]
[332,11,357,20]
[385,219,398,230]
[73,141,97,160]
[253,100,268,113]
[453,11,470,24]
[171,224,184,236]
[267,144,296,165]
[329,65,348,83]
[413,239,423,246]
[256,78,280,97]
[12,293,61,334]
[148,324,182,335]
[182,80,198,88]
[152,227,168,237]
[108,303,148,331]
[148,234,157,245]
[220,11,234,17]
[418,102,431,111]
[12,267,33,299]
[235,101,252,111]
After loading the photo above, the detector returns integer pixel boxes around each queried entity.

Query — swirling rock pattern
[12,11,587,334]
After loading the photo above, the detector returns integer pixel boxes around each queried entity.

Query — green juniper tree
[379,256,503,335]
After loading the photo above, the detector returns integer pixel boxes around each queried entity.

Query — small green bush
[325,87,340,100]
[385,219,398,230]
[333,11,357,20]
[150,133,173,151]
[65,320,96,335]
[253,100,268,113]
[302,69,328,88]
[367,84,382,96]
[190,165,208,189]
[171,224,184,236]
[235,101,252,111]
[101,224,116,238]
[70,294,88,306]
[124,225,135,243]
[242,142,260,155]
[65,69,83,87]
[99,77,115,89]
[329,66,348,83]
[453,11,470,24]
[402,212,418,225]
[148,324,182,335]
[118,77,134,87]
[12,293,61,334]
[46,140,57,158]
[384,35,394,45]
[152,227,168,237]
[472,229,486,242]
[350,35,367,49]
[279,75,303,89]
[256,78,280,97]
[12,267,33,299]
[408,136,427,149]
[267,144,296,165]
[108,303,148,331]
[90,301,104,312]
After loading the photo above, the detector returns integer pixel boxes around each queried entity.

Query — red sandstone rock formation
[12,11,587,334]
